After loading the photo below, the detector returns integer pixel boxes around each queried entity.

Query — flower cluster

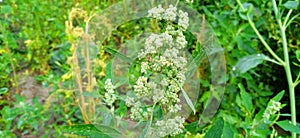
[129,102,153,121]
[146,116,185,137]
[125,4,190,137]
[104,79,116,109]
[263,100,281,123]
[148,4,189,31]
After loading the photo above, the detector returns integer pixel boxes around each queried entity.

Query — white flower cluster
[148,4,189,30]
[129,102,153,121]
[148,5,165,20]
[164,5,177,21]
[185,0,194,4]
[178,10,189,30]
[263,100,281,123]
[138,33,173,58]
[104,79,116,107]
[146,116,185,137]
[125,4,190,137]
[133,76,151,98]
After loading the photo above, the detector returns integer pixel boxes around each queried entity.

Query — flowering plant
[103,4,192,137]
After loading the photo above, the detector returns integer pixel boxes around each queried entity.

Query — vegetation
[0,0,299,137]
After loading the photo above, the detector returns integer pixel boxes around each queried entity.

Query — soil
[18,73,52,104]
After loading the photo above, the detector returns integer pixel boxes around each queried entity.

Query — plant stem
[283,10,293,27]
[272,0,297,137]
[281,23,297,138]
[236,0,285,65]
[237,0,297,137]
[73,47,89,124]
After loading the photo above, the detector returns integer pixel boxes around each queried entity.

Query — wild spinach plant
[236,0,299,137]
[103,4,193,137]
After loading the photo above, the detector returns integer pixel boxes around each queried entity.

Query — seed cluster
[263,100,281,123]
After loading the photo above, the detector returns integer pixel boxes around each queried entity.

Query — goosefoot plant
[102,4,193,137]
[237,0,299,137]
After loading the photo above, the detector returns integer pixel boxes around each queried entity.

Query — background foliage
[0,0,299,137]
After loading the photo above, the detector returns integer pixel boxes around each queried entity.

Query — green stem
[175,0,179,7]
[272,0,297,137]
[236,0,285,65]
[246,16,285,65]
[293,72,300,87]
[280,15,297,138]
[237,0,297,137]
[283,10,293,27]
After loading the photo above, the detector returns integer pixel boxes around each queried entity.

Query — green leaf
[103,112,113,126]
[236,36,256,54]
[115,101,127,117]
[283,1,299,9]
[140,121,151,138]
[106,61,113,80]
[186,51,205,78]
[295,50,300,62]
[239,3,254,20]
[223,121,234,138]
[271,90,285,102]
[0,88,8,95]
[0,5,12,14]
[184,121,203,133]
[62,124,121,138]
[276,120,300,134]
[153,105,163,120]
[233,54,274,76]
[181,85,196,114]
[254,109,265,123]
[238,83,252,112]
[105,47,133,62]
[204,118,224,138]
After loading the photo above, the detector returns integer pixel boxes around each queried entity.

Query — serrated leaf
[233,54,272,76]
[204,118,224,138]
[238,83,252,113]
[271,90,285,102]
[276,120,300,134]
[62,124,121,138]
[283,1,299,9]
